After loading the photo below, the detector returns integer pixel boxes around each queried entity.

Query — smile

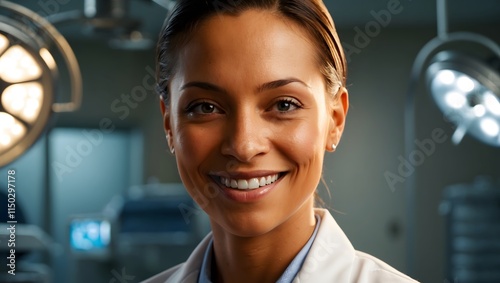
[219,173,281,190]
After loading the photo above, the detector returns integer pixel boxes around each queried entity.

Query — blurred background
[0,0,499,282]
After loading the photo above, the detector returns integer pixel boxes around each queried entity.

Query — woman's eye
[274,99,301,112]
[199,103,216,113]
[187,102,220,115]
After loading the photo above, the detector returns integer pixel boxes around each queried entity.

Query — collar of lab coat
[293,208,355,282]
[142,208,418,283]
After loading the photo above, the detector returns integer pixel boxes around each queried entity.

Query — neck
[210,203,316,283]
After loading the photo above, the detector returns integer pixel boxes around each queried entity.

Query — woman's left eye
[273,98,302,112]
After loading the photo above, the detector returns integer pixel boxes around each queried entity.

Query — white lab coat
[142,209,418,283]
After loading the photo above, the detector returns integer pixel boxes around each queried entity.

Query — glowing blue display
[70,219,111,251]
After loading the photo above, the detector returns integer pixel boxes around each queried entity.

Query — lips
[210,171,285,190]
[220,174,280,190]
[208,171,286,202]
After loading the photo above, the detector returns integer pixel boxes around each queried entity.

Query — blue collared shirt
[198,215,321,283]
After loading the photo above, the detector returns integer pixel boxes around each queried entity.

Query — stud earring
[332,143,337,151]
[166,135,175,155]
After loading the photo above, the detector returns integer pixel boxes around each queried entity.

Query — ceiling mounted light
[427,51,500,147]
[0,1,82,167]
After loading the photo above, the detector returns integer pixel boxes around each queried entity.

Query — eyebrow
[180,81,225,93]
[180,78,310,94]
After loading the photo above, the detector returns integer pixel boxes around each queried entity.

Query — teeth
[220,174,280,190]
[231,179,238,188]
[248,178,259,189]
[238,180,248,189]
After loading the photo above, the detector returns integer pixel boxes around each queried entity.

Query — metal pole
[42,131,52,270]
[437,0,449,39]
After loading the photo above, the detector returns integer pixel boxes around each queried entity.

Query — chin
[210,207,285,238]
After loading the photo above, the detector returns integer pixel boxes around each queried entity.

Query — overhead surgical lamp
[404,0,500,276]
[427,51,500,146]
[0,1,82,167]
[0,0,175,167]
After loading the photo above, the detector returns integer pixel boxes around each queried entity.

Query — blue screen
[70,219,111,251]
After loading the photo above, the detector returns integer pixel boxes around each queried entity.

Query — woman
[144,0,418,282]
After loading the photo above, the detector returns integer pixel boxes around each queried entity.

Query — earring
[166,134,175,155]
[331,143,337,151]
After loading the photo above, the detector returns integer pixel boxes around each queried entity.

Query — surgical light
[0,1,82,167]
[427,51,500,147]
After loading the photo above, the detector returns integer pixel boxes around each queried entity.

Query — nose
[220,109,270,163]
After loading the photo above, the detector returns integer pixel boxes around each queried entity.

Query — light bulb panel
[0,1,81,167]
[427,51,500,147]
[0,30,55,167]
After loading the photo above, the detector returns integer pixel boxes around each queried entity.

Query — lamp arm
[437,0,448,39]
[0,1,82,113]
[404,31,500,276]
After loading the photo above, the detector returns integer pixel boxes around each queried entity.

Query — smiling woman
[143,0,418,283]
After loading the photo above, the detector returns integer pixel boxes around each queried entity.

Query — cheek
[291,122,321,149]
[172,126,225,214]
[172,124,218,192]
[275,112,327,198]
[277,116,326,166]
[174,124,220,168]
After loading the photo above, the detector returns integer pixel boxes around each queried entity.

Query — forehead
[173,9,323,91]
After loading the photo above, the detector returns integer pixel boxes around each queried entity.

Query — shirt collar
[198,214,321,283]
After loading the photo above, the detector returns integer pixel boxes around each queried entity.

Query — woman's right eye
[186,102,221,115]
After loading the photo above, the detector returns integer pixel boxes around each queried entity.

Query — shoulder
[351,251,418,282]
[140,233,213,283]
[295,209,418,283]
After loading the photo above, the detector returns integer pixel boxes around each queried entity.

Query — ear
[159,99,174,152]
[326,87,349,152]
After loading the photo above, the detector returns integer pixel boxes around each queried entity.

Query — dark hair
[156,0,347,106]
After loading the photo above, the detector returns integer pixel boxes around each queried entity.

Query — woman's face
[162,9,348,237]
